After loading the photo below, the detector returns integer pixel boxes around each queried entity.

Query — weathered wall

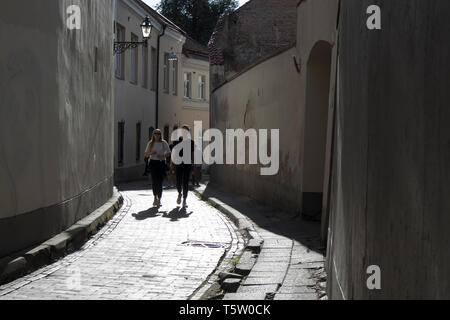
[210,0,339,216]
[327,0,450,299]
[211,47,303,212]
[227,0,298,74]
[0,0,114,257]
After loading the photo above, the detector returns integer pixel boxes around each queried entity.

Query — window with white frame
[130,33,138,84]
[151,47,157,91]
[141,46,148,88]
[198,75,206,100]
[184,72,191,98]
[172,60,178,95]
[163,53,169,92]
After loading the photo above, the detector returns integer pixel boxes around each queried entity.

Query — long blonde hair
[148,129,167,153]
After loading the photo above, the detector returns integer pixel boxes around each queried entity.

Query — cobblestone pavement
[0,181,241,300]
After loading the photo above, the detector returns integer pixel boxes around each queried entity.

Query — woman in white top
[145,129,171,206]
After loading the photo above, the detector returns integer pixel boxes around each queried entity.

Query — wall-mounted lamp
[114,16,153,55]
[168,48,178,61]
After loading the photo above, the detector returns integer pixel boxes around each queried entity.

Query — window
[149,127,155,141]
[136,123,141,161]
[163,53,169,92]
[164,125,170,142]
[141,46,148,88]
[115,24,125,79]
[184,72,191,98]
[130,33,138,84]
[151,47,157,91]
[172,60,178,95]
[118,122,125,166]
[94,47,98,73]
[198,75,206,100]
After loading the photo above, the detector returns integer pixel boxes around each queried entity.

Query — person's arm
[163,141,171,158]
[191,140,196,164]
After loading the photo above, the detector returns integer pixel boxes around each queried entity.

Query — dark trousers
[150,160,165,198]
[176,164,192,199]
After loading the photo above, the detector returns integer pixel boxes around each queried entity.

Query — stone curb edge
[192,184,270,300]
[0,188,124,286]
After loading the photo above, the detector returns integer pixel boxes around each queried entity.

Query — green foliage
[157,0,239,45]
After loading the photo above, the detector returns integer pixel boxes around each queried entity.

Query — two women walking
[145,125,196,208]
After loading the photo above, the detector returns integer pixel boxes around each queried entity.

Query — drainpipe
[155,24,167,129]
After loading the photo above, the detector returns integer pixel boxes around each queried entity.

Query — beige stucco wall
[296,0,339,194]
[211,47,303,212]
[0,0,114,257]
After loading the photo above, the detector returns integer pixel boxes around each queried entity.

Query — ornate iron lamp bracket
[114,41,147,55]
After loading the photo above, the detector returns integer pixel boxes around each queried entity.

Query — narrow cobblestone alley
[0,182,242,300]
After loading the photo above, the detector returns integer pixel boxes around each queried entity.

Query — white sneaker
[177,194,182,205]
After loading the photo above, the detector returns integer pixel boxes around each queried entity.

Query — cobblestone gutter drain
[181,241,230,249]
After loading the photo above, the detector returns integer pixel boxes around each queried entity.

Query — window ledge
[183,97,208,103]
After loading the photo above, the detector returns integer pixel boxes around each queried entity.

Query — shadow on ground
[201,183,325,255]
[132,207,167,220]
[119,180,323,254]
[162,207,194,222]
[117,180,152,192]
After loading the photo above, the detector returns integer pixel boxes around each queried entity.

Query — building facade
[113,0,186,182]
[0,0,115,258]
[209,0,299,88]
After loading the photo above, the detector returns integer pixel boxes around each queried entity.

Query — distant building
[209,0,299,88]
[0,0,115,258]
[179,37,210,138]
[157,36,211,145]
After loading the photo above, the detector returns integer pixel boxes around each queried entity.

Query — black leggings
[176,164,192,199]
[150,160,165,198]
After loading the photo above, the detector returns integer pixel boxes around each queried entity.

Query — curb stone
[193,184,266,298]
[0,188,123,286]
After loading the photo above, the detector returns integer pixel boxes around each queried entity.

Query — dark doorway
[302,41,333,222]
[118,121,125,167]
